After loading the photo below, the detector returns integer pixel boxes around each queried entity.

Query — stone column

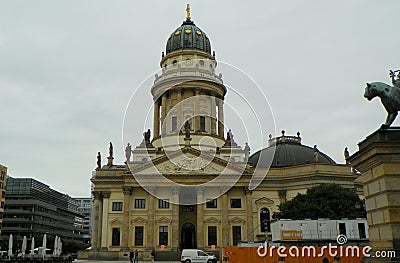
[244,187,254,242]
[153,100,160,138]
[101,191,111,248]
[210,96,216,135]
[220,187,229,246]
[197,187,205,249]
[177,89,183,132]
[147,189,155,249]
[217,99,224,137]
[97,193,104,248]
[161,94,167,135]
[194,88,200,132]
[91,191,102,250]
[172,187,180,250]
[121,186,133,251]
[348,128,400,259]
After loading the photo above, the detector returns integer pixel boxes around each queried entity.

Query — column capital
[172,186,180,196]
[197,186,205,195]
[243,187,253,195]
[219,186,230,194]
[92,191,102,200]
[278,190,287,198]
[122,186,133,195]
[101,191,111,198]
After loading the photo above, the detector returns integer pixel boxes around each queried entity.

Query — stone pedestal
[348,127,400,260]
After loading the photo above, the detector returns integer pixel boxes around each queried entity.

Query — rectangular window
[206,199,217,208]
[208,226,217,246]
[159,226,168,246]
[112,227,121,246]
[112,202,123,211]
[338,223,346,236]
[159,199,170,209]
[135,226,144,246]
[230,199,242,208]
[200,116,206,131]
[135,199,146,209]
[181,205,195,213]
[358,223,366,239]
[232,226,241,246]
[172,116,177,131]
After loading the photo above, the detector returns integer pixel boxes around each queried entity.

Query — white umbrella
[41,234,47,259]
[53,236,58,256]
[21,236,27,256]
[58,239,62,256]
[8,234,13,258]
[30,237,35,256]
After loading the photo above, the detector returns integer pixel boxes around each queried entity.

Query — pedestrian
[134,249,139,263]
[129,250,134,263]
[150,249,155,263]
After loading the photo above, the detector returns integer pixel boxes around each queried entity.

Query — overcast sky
[0,1,399,197]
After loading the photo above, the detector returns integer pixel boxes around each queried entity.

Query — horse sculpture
[364,82,400,128]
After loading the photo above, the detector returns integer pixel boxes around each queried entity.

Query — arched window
[260,208,270,232]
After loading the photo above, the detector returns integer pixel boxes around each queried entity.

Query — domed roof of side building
[249,131,336,169]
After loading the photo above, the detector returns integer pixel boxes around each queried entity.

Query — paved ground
[75,261,180,263]
[75,261,219,263]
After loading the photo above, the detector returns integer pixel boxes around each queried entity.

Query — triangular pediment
[156,217,172,223]
[131,217,147,224]
[255,197,274,206]
[130,146,252,176]
[229,216,246,224]
[109,218,122,225]
[204,217,221,223]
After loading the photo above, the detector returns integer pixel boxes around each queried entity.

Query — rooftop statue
[96,152,101,169]
[364,71,400,129]
[125,143,132,163]
[109,142,113,158]
[184,121,191,139]
[143,129,151,142]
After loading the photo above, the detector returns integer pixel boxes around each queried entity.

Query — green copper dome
[166,20,211,55]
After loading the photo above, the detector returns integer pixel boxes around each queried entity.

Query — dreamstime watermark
[122,59,276,205]
[257,235,396,259]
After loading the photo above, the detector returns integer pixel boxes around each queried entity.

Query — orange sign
[281,230,303,240]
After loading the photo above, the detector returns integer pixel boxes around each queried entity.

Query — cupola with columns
[151,5,227,151]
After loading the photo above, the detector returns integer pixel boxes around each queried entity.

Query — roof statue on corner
[364,69,400,129]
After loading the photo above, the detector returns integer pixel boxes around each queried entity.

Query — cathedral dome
[166,19,211,55]
[249,132,336,168]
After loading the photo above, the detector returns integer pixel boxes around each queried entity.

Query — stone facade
[348,128,400,261]
[89,154,361,259]
[88,8,364,261]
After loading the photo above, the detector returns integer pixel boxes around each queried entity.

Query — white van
[180,249,217,263]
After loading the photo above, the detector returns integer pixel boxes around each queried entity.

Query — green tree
[273,184,366,219]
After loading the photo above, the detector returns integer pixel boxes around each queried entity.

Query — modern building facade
[1,177,85,244]
[75,197,92,244]
[0,165,7,235]
[88,7,364,260]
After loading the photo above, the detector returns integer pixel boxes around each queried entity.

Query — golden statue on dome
[186,4,191,20]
